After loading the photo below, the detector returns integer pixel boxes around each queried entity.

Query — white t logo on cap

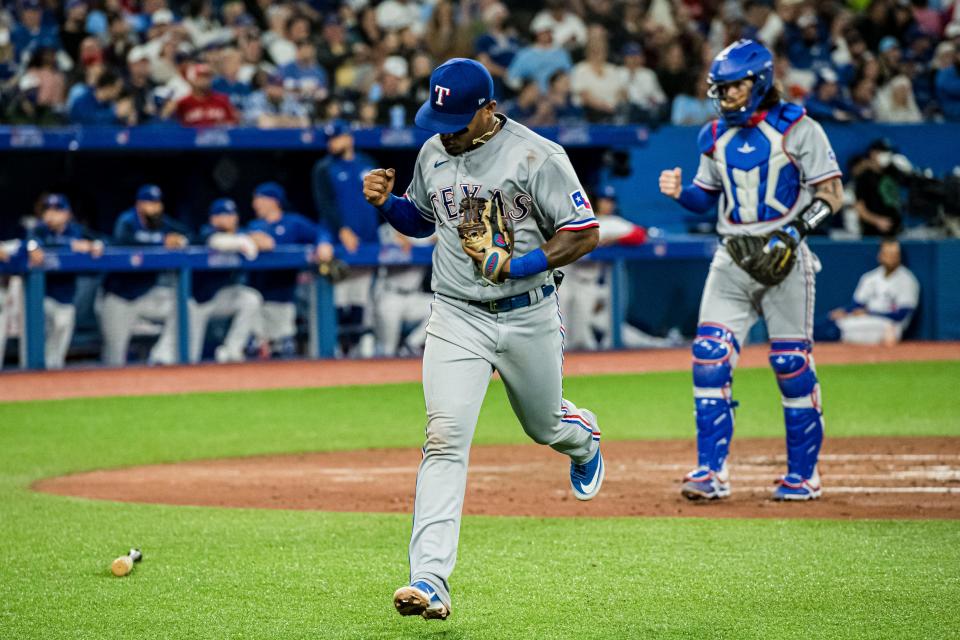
[434,85,451,106]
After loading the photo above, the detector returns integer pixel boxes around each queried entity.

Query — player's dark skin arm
[503,227,599,278]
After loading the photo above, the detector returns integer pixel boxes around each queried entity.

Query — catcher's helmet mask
[707,39,774,126]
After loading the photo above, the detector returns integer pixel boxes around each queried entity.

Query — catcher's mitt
[725,229,797,287]
[457,195,513,285]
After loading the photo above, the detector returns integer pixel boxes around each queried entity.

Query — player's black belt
[465,285,555,314]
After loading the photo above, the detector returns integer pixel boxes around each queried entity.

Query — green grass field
[1,361,959,639]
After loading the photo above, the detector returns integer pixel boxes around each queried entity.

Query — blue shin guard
[692,324,740,472]
[769,341,824,479]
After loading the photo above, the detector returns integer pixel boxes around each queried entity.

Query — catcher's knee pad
[692,324,740,472]
[770,340,823,478]
[692,323,739,390]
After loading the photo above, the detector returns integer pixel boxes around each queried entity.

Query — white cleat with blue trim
[570,409,604,501]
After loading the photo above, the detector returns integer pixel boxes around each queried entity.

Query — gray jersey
[404,116,596,301]
[693,109,841,237]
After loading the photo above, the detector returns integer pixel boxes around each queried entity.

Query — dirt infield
[35,437,960,520]
[3,341,959,402]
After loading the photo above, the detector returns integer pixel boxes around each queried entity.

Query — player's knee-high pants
[410,293,599,609]
[694,243,824,478]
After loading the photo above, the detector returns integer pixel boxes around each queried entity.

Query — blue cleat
[681,466,731,501]
[570,410,604,501]
[393,581,450,620]
[772,469,822,501]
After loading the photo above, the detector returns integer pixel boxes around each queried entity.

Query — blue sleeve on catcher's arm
[677,184,720,214]
[377,194,435,238]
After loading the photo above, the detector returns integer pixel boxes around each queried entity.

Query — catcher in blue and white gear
[658,40,845,502]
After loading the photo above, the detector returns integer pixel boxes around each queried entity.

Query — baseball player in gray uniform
[658,40,844,502]
[363,58,604,621]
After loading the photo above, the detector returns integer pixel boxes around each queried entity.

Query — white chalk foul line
[741,486,960,495]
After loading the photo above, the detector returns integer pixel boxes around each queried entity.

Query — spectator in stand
[874,74,922,122]
[279,40,328,103]
[854,139,903,236]
[100,184,189,366]
[104,12,137,71]
[61,0,90,65]
[262,6,296,66]
[544,69,583,124]
[373,55,418,126]
[375,0,423,34]
[237,26,272,85]
[126,46,158,123]
[936,43,960,120]
[165,62,237,127]
[784,10,832,71]
[620,42,667,123]
[212,47,251,109]
[312,119,380,356]
[502,80,551,124]
[425,0,470,61]
[530,0,588,51]
[570,25,626,123]
[805,68,865,122]
[245,181,334,357]
[744,0,784,48]
[506,23,572,92]
[816,238,919,346]
[26,194,104,369]
[474,2,521,98]
[855,0,896,53]
[851,75,878,120]
[69,69,136,125]
[189,198,263,363]
[671,71,713,126]
[11,0,59,61]
[656,40,696,103]
[878,36,905,85]
[243,71,309,128]
[316,14,350,82]
[8,46,65,125]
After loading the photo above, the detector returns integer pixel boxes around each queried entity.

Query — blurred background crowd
[2,0,960,128]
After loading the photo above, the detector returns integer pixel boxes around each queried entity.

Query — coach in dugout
[816,238,920,346]
[100,184,190,366]
[246,181,334,357]
[189,198,263,363]
[28,194,104,368]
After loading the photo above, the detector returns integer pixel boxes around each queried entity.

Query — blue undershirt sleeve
[377,194,435,238]
[677,184,720,214]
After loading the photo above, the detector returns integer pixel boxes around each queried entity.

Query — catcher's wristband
[508,248,547,279]
[795,197,833,237]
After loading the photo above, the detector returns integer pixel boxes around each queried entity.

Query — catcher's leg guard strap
[770,340,824,479]
[692,324,740,472]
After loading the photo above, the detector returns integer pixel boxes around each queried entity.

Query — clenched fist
[658,167,682,199]
[363,168,396,207]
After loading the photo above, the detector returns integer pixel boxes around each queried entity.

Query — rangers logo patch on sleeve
[570,190,592,211]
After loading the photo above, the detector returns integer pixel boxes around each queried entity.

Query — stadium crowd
[1,0,960,127]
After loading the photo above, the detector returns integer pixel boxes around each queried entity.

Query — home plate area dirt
[35,436,960,520]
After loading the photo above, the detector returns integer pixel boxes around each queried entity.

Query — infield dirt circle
[23,343,960,520]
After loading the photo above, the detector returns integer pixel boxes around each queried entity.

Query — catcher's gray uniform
[678,102,841,500]
[400,116,601,611]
